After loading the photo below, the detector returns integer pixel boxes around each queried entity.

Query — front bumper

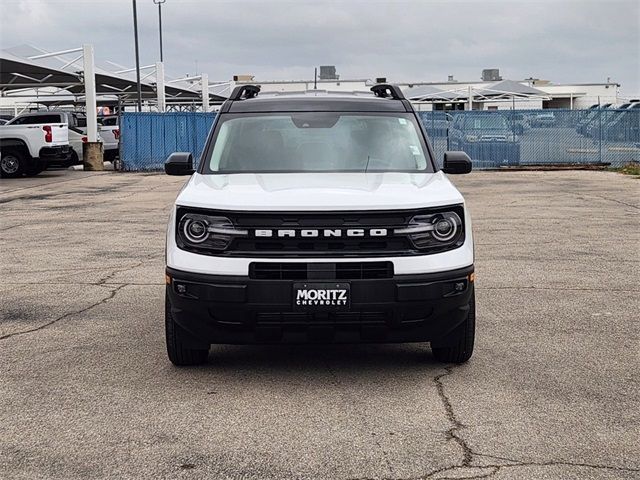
[166,265,474,345]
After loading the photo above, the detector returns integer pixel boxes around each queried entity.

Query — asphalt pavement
[1,169,638,480]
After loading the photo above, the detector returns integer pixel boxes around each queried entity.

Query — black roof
[222,92,411,113]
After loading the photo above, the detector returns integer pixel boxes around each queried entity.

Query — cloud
[1,0,638,94]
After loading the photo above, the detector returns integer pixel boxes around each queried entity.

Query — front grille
[222,209,416,257]
[250,261,394,280]
[256,311,388,325]
[176,206,465,257]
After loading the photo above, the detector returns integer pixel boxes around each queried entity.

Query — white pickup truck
[0,114,71,178]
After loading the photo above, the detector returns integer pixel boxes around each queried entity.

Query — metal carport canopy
[0,51,82,90]
[0,49,161,98]
[1,47,206,102]
[405,80,551,103]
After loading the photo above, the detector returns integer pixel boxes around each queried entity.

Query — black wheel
[165,296,209,366]
[70,149,80,165]
[0,148,26,178]
[431,291,475,364]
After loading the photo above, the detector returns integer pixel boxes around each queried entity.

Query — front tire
[431,292,475,364]
[0,148,26,178]
[165,296,209,366]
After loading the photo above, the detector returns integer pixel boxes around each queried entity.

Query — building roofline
[236,77,621,89]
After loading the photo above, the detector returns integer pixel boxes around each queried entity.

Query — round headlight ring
[183,218,209,244]
[431,213,459,242]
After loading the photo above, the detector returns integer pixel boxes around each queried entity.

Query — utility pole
[132,0,143,111]
[153,0,166,62]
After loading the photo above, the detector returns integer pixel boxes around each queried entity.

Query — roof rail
[370,84,405,100]
[229,84,261,100]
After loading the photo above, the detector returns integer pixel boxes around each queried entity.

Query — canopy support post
[83,44,98,142]
[201,73,209,112]
[156,61,166,112]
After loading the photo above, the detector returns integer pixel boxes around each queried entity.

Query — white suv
[164,85,475,366]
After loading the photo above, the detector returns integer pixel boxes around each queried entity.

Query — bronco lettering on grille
[255,228,388,238]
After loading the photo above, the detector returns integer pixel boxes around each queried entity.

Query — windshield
[463,116,508,130]
[204,113,432,173]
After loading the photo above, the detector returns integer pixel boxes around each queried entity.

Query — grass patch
[610,162,640,177]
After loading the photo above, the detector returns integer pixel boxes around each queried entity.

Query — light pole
[153,0,166,62]
[132,0,142,111]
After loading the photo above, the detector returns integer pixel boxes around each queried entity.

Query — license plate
[293,283,350,311]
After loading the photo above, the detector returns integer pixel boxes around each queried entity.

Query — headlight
[177,210,247,253]
[394,210,464,251]
[183,217,209,243]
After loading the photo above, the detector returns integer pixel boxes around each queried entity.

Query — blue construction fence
[119,109,640,171]
[119,112,215,171]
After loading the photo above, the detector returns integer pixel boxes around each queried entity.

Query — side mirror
[165,152,194,176]
[443,151,472,174]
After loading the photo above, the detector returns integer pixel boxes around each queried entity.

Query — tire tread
[432,292,475,364]
[165,297,209,366]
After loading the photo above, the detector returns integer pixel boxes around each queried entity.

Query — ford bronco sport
[164,84,475,366]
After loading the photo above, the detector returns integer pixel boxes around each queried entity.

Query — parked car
[449,114,520,166]
[585,102,637,139]
[591,102,640,142]
[511,112,531,134]
[98,116,119,162]
[531,112,556,127]
[576,104,611,136]
[0,114,71,177]
[163,84,476,366]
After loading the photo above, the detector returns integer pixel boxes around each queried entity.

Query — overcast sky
[1,0,638,95]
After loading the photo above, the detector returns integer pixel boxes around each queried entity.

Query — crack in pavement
[423,459,640,479]
[96,261,144,285]
[0,222,29,233]
[536,176,640,211]
[0,259,146,340]
[0,172,109,196]
[433,366,473,468]
[0,283,126,341]
[422,367,640,480]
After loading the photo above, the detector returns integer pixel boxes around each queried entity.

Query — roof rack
[229,84,261,100]
[370,84,405,100]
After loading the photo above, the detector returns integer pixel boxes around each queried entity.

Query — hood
[175,171,464,211]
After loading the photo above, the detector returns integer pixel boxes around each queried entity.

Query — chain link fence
[419,109,640,169]
[119,109,639,171]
